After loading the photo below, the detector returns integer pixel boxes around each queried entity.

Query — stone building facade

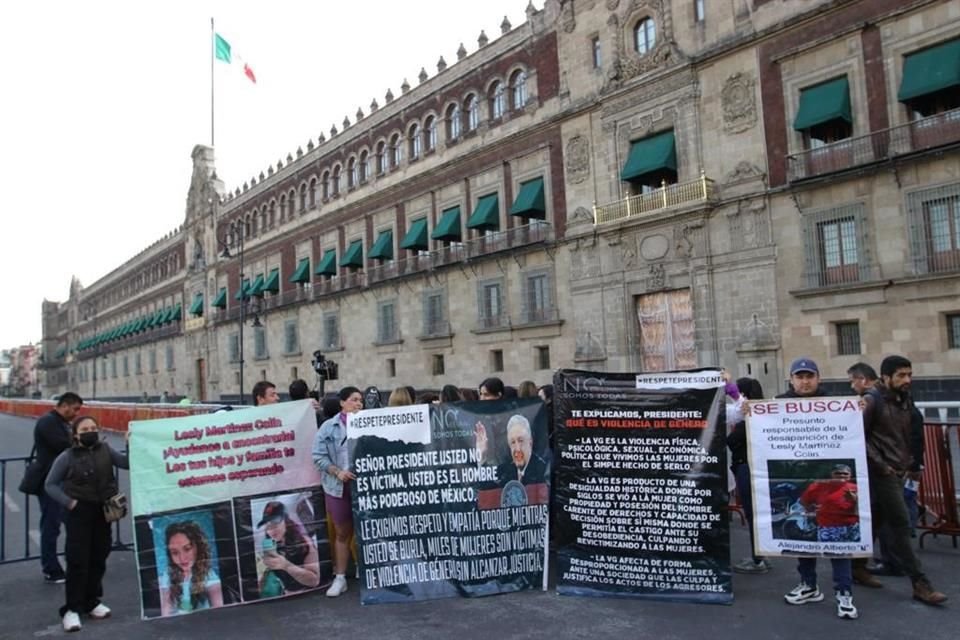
[40,0,960,402]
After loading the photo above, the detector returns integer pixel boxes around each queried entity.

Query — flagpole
[210,16,215,148]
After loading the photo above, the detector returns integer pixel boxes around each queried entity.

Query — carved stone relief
[604,1,683,92]
[724,160,765,186]
[565,136,591,184]
[728,199,769,250]
[560,0,576,33]
[575,330,607,361]
[647,263,666,290]
[570,206,594,226]
[721,73,757,134]
[639,233,669,261]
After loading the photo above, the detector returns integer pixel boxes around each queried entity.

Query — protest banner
[348,399,549,604]
[554,369,731,603]
[129,400,332,619]
[747,396,872,557]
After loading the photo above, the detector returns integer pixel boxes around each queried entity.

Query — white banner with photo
[747,397,873,557]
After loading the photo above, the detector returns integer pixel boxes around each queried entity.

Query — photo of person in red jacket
[799,463,860,543]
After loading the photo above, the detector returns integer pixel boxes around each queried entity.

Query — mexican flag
[214,33,256,83]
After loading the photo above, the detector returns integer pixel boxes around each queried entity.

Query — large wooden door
[636,289,696,372]
[196,358,207,403]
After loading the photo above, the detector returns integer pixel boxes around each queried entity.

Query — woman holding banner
[44,416,129,633]
[312,386,363,598]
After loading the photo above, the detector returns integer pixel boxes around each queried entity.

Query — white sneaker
[325,575,348,598]
[88,603,111,619]
[62,610,81,632]
[784,582,824,605]
[836,590,859,619]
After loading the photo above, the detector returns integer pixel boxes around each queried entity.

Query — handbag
[103,493,128,523]
[18,445,46,496]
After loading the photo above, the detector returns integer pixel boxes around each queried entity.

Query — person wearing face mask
[44,416,129,632]
[312,385,363,597]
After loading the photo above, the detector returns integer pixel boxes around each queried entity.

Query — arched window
[289,189,297,217]
[409,123,421,160]
[390,133,403,167]
[348,157,358,188]
[299,184,307,211]
[359,150,369,183]
[260,206,268,230]
[376,141,387,174]
[489,81,505,119]
[634,18,656,55]
[250,211,258,235]
[424,116,437,151]
[279,195,288,221]
[322,170,331,199]
[244,215,252,238]
[332,166,342,195]
[228,221,236,247]
[466,94,479,131]
[268,201,276,227]
[446,103,462,140]
[510,70,528,110]
[309,177,317,207]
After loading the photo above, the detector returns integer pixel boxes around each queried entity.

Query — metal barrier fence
[0,455,131,565]
[918,421,960,548]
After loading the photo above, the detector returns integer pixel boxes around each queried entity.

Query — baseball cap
[256,501,286,527]
[789,357,819,376]
[831,464,852,474]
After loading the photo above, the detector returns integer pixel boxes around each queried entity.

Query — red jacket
[800,480,858,527]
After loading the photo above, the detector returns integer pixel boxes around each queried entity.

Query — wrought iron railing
[788,107,960,181]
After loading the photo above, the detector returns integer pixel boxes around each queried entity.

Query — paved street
[2,412,958,639]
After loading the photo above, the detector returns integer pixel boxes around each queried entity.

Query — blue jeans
[38,491,64,576]
[797,557,852,592]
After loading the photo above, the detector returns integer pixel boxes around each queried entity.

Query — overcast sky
[1,0,530,348]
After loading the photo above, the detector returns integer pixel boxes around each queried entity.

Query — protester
[517,380,538,398]
[479,377,504,400]
[420,391,439,404]
[404,386,417,404]
[160,521,224,616]
[252,381,279,406]
[32,392,83,584]
[440,384,463,403]
[777,358,857,619]
[460,388,479,402]
[388,386,414,407]
[847,363,878,396]
[363,386,383,410]
[256,501,320,593]
[312,386,363,597]
[289,379,310,401]
[861,355,946,605]
[726,377,768,574]
[320,395,341,422]
[44,416,129,632]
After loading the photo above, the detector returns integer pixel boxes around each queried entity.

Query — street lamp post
[219,222,261,406]
[81,302,99,400]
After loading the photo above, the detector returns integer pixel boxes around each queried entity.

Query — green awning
[431,207,462,241]
[263,268,280,293]
[234,278,251,300]
[467,193,500,230]
[316,249,337,276]
[55,346,66,358]
[509,179,546,219]
[620,130,677,181]
[898,38,960,102]
[289,257,310,283]
[340,240,364,268]
[170,303,182,321]
[248,273,266,297]
[399,218,429,251]
[212,287,227,308]
[368,230,394,261]
[153,308,167,326]
[793,76,851,131]
[189,293,204,316]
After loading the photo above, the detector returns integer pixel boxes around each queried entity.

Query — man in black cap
[777,358,857,620]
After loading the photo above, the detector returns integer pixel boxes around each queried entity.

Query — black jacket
[33,410,72,476]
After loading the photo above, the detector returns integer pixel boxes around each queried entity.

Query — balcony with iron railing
[788,107,960,182]
[475,312,510,332]
[593,173,717,226]
[513,306,561,327]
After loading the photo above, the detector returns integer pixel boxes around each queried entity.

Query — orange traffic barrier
[0,399,219,432]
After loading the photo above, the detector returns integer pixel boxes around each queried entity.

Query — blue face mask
[78,432,99,448]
